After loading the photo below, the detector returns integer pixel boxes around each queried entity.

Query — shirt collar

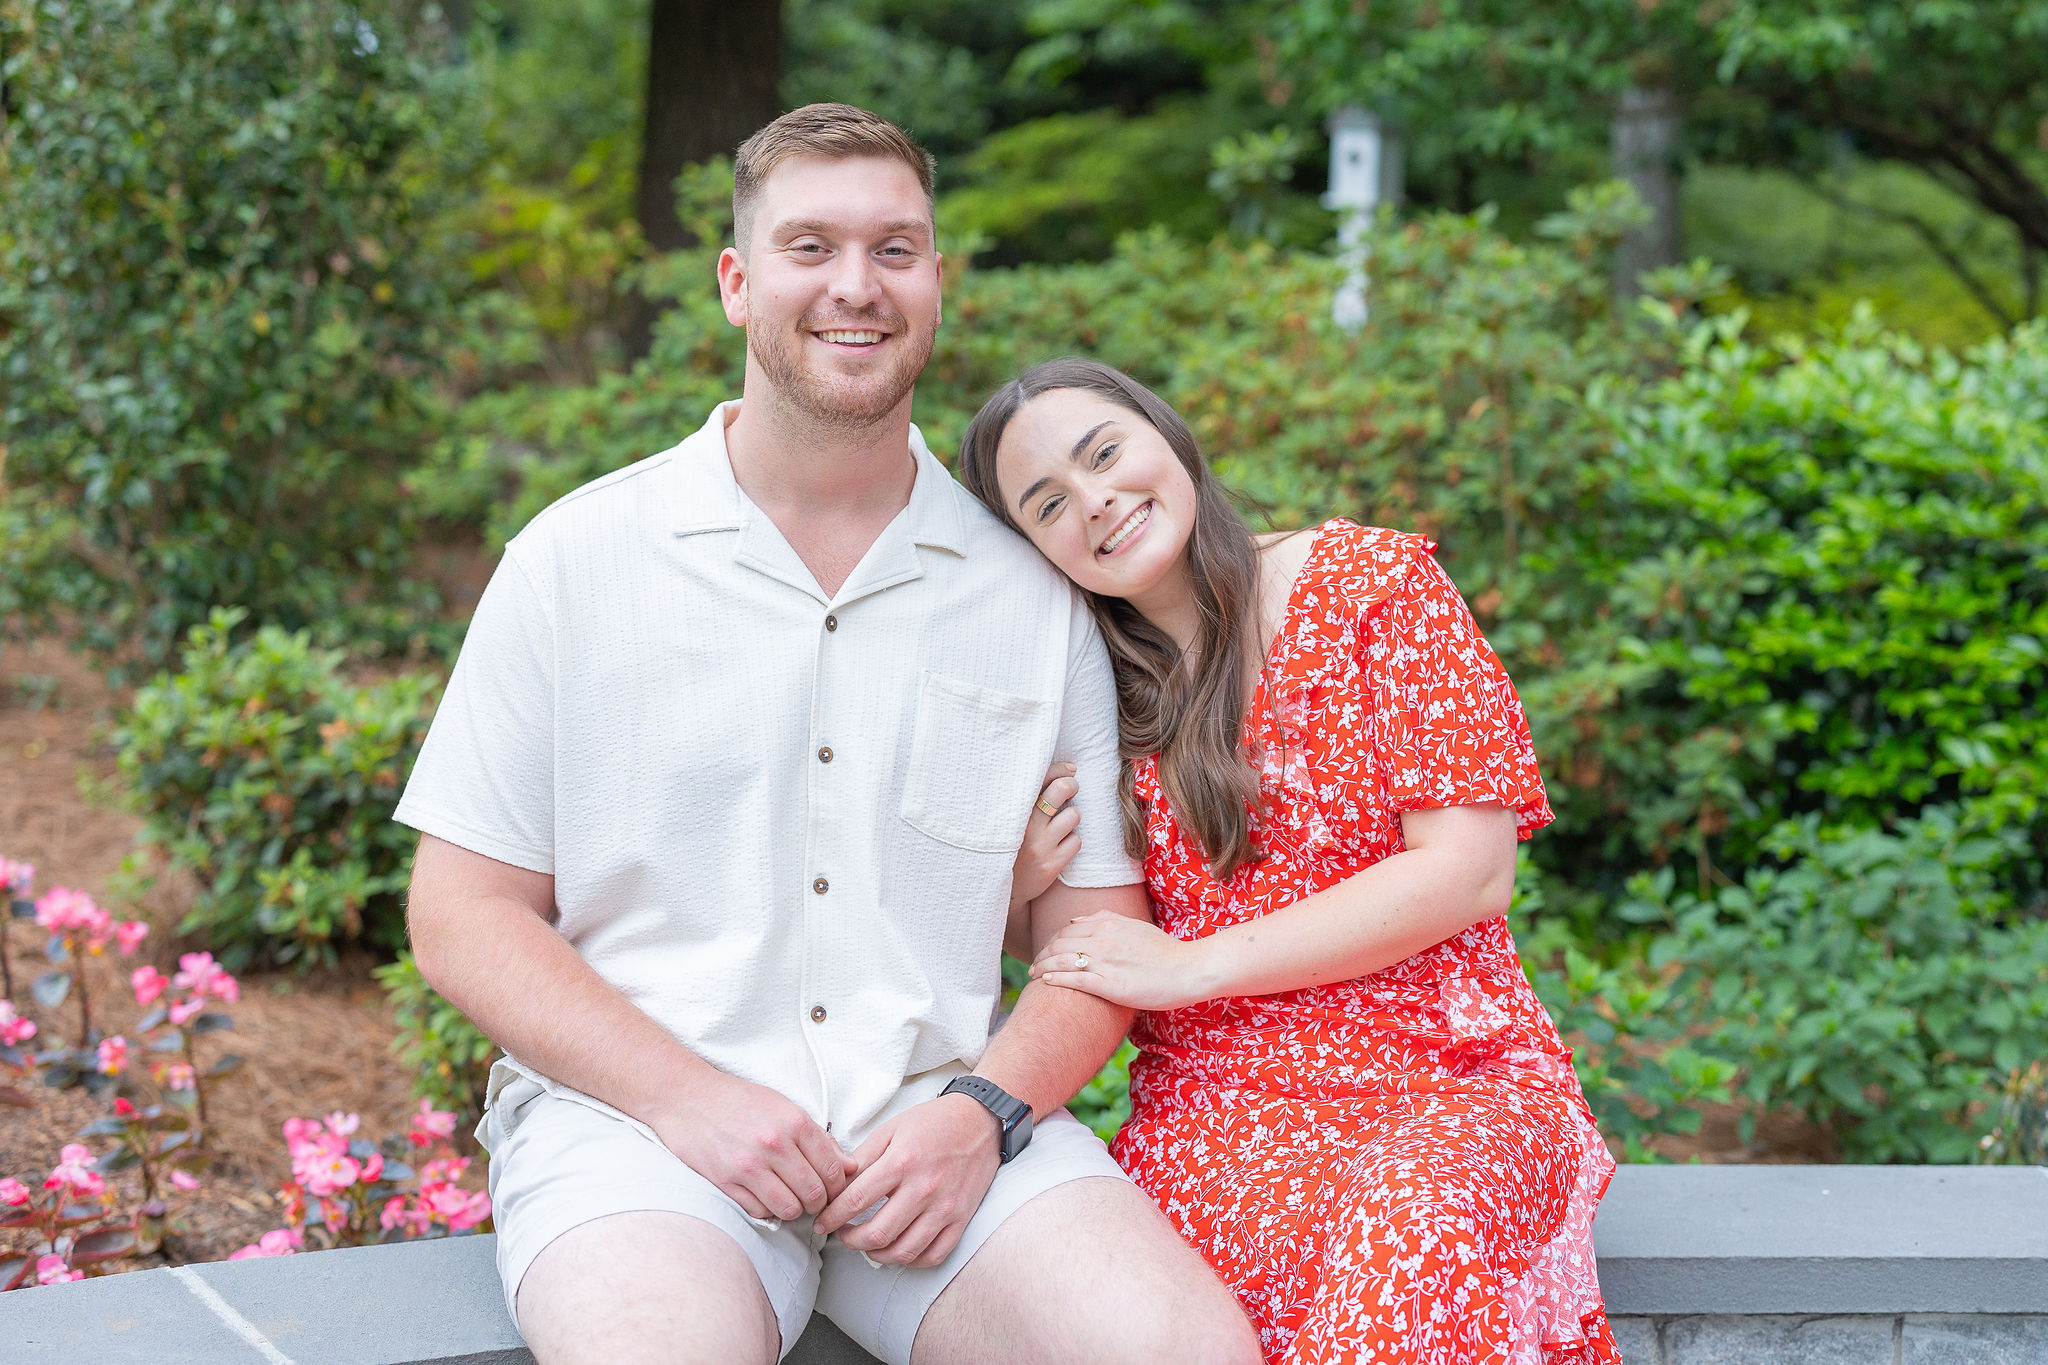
[669,400,969,558]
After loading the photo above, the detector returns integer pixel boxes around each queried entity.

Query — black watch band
[941,1075,1033,1164]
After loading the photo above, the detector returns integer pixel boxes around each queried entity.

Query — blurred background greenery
[2,0,2044,1161]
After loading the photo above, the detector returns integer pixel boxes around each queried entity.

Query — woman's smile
[1097,500,1153,557]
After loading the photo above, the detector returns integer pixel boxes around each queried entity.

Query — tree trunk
[635,0,783,254]
[1611,83,1682,300]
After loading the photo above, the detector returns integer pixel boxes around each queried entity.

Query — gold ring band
[1034,796,1061,817]
[1075,954,1091,971]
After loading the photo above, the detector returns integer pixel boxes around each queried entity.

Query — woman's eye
[1035,495,1063,524]
[1092,442,1118,467]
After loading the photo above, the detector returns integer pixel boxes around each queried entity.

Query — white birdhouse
[1323,108,1402,215]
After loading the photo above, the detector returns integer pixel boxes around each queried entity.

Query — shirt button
[813,876,829,895]
[818,746,833,763]
[824,614,838,632]
[810,1005,827,1023]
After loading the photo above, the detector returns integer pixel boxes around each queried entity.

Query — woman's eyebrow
[1015,420,1115,511]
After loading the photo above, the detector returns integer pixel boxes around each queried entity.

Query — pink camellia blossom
[0,1001,36,1047]
[130,965,170,1008]
[160,1063,195,1091]
[35,1253,82,1285]
[408,1098,458,1145]
[227,1228,303,1260]
[168,1169,200,1192]
[96,1035,129,1076]
[113,920,149,955]
[0,1177,30,1205]
[323,1111,361,1138]
[45,1144,105,1198]
[166,995,205,1027]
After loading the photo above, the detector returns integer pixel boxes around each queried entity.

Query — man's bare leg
[517,1210,781,1365]
[909,1178,1262,1365]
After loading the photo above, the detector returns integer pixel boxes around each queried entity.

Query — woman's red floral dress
[1113,521,1621,1365]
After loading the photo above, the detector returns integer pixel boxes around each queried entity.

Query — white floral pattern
[1113,521,1621,1365]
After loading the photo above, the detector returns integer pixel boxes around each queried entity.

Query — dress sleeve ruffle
[1352,534,1554,839]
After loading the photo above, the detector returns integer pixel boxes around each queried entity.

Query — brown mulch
[0,636,423,1270]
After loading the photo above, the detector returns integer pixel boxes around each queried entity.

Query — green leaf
[207,1053,244,1078]
[31,970,72,1007]
[192,1013,235,1034]
[69,1227,138,1264]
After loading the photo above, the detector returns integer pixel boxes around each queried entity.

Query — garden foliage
[1627,811,2048,1163]
[375,953,496,1131]
[110,611,437,965]
[0,0,471,665]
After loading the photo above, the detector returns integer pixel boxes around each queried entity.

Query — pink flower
[358,1150,384,1183]
[0,1002,36,1047]
[209,972,240,1003]
[130,965,169,1008]
[45,1143,105,1198]
[228,1228,302,1259]
[96,1035,128,1076]
[113,920,149,955]
[408,1098,457,1145]
[160,1063,195,1091]
[282,1116,322,1149]
[323,1111,360,1137]
[34,1253,81,1285]
[113,1097,136,1117]
[0,857,33,895]
[378,1195,409,1231]
[168,1169,200,1192]
[0,1177,30,1205]
[166,995,205,1027]
[34,887,108,938]
[419,1183,491,1231]
[299,1152,362,1197]
[172,951,231,997]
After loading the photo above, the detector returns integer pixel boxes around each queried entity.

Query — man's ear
[716,245,748,328]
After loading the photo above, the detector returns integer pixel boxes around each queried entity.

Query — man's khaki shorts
[480,1061,1128,1364]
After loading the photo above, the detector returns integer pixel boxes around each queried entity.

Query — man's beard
[748,309,935,432]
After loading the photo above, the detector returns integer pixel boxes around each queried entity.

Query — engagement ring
[1075,954,1090,971]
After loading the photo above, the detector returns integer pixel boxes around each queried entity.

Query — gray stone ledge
[4,1165,2045,1364]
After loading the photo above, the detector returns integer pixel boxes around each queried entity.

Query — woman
[957,359,1620,1365]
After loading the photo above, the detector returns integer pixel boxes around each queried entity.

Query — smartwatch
[941,1075,1033,1164]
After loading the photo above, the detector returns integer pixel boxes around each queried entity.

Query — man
[398,104,1261,1365]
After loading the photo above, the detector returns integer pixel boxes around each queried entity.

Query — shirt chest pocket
[900,671,1057,854]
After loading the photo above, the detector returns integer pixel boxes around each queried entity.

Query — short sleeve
[1052,596,1144,887]
[394,546,557,873]
[1365,548,1553,838]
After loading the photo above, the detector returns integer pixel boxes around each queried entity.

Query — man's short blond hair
[732,103,936,254]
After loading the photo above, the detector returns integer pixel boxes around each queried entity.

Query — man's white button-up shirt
[396,402,1141,1144]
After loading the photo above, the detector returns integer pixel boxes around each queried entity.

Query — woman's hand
[1030,911,1221,1011]
[1010,763,1081,915]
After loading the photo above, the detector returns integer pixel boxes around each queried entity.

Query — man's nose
[828,252,879,308]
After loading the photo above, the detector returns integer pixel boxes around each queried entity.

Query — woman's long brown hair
[958,358,1268,880]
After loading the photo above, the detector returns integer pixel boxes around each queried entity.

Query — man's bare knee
[517,1210,778,1365]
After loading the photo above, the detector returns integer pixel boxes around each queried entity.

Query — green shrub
[1532,317,2048,923]
[0,0,472,665]
[110,610,438,966]
[1628,809,2048,1163]
[375,951,496,1131]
